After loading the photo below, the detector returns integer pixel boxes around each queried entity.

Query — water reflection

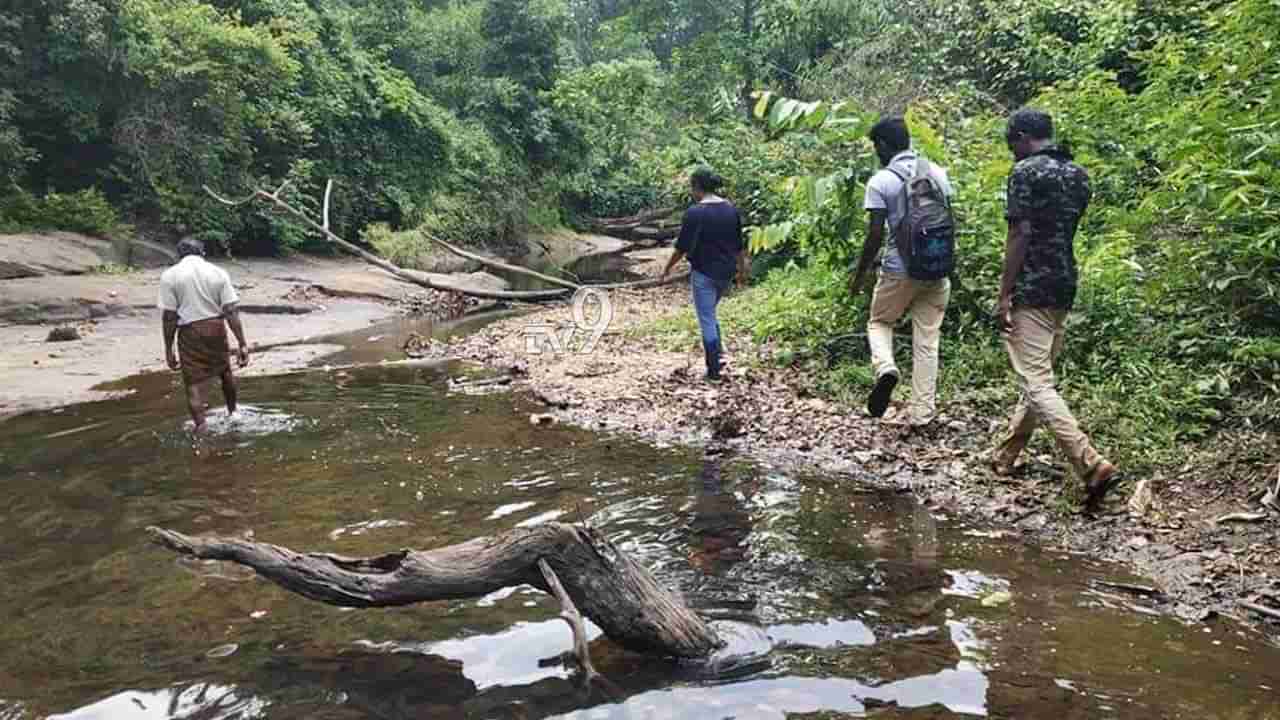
[379,618,606,689]
[767,618,875,648]
[552,667,986,719]
[686,456,752,576]
[46,617,991,720]
[49,684,267,720]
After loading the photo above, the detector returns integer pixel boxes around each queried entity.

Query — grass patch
[90,263,138,276]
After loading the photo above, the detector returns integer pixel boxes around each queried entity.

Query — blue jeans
[691,270,728,376]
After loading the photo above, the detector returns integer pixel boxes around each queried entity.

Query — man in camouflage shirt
[992,108,1119,511]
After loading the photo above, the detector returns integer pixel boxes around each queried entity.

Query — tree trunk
[740,0,756,119]
[204,185,572,302]
[147,522,721,659]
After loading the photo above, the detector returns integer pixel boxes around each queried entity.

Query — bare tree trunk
[740,0,756,119]
[147,522,721,660]
[205,184,571,302]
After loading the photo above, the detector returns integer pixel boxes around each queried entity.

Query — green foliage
[0,90,35,184]
[0,187,125,237]
[551,58,671,217]
[362,223,427,269]
[718,0,1280,478]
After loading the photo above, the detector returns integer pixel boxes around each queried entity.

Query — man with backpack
[993,108,1118,511]
[850,116,957,426]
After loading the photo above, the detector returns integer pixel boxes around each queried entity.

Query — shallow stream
[0,320,1277,719]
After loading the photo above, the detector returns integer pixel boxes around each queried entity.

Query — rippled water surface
[1,344,1277,719]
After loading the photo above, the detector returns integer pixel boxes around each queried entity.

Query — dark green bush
[0,187,125,237]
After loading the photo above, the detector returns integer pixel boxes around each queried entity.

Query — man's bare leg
[186,379,211,434]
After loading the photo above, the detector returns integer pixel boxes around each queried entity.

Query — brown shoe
[1083,461,1121,512]
[989,434,1029,477]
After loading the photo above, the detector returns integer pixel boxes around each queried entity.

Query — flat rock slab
[0,232,176,279]
[0,232,119,279]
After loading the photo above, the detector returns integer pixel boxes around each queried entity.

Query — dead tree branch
[202,184,570,302]
[432,237,582,291]
[538,558,598,678]
[147,522,721,659]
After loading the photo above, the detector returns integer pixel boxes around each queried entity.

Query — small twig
[448,375,513,389]
[1240,601,1280,622]
[538,559,598,680]
[1215,511,1269,525]
[1093,580,1162,598]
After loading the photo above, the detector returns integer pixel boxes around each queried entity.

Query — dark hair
[1007,108,1054,141]
[690,165,724,193]
[868,116,910,154]
[176,237,205,258]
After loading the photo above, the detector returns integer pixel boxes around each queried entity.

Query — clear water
[0,333,1277,719]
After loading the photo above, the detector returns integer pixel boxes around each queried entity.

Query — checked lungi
[178,317,230,386]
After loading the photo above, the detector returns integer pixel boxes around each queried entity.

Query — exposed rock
[124,237,178,267]
[46,326,80,342]
[0,232,176,280]
[0,232,118,278]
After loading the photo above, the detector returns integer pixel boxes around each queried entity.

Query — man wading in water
[662,166,749,382]
[993,108,1119,511]
[159,238,250,435]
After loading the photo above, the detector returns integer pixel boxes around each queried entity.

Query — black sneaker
[866,369,899,418]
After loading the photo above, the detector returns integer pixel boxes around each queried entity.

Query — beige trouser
[996,307,1103,479]
[868,273,950,423]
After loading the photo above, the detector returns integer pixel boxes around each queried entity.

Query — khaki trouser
[868,273,950,424]
[996,307,1103,479]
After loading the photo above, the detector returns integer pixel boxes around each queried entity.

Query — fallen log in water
[147,522,722,663]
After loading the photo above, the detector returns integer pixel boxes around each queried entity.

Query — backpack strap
[884,165,910,232]
[913,156,931,190]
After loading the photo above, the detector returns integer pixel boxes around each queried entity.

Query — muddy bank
[420,265,1280,635]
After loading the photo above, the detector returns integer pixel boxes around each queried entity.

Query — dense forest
[2,0,1278,471]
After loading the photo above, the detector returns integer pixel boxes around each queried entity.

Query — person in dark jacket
[992,108,1119,511]
[662,166,750,381]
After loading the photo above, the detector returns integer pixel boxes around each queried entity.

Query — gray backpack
[887,155,956,281]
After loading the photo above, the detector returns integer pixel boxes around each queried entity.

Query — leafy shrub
[0,187,125,237]
[363,223,428,269]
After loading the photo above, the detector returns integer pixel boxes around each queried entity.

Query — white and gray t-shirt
[158,255,239,325]
[863,150,954,275]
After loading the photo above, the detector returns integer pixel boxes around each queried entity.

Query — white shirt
[157,255,239,326]
[864,150,954,275]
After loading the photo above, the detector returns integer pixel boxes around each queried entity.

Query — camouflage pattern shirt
[1005,146,1092,309]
